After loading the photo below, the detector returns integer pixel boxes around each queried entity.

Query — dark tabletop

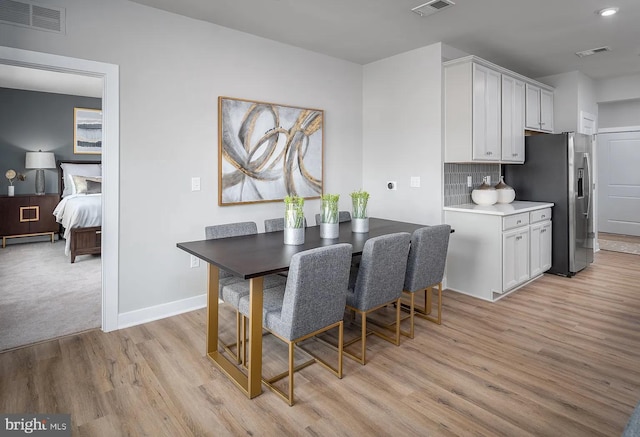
[177,218,427,279]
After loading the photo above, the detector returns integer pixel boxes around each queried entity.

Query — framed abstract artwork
[74,107,103,155]
[218,96,323,205]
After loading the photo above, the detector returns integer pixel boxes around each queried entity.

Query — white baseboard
[117,293,207,330]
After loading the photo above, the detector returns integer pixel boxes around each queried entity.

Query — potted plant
[284,195,305,245]
[5,169,25,197]
[350,190,370,233]
[319,193,340,239]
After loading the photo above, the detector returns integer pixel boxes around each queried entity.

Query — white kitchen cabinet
[501,75,525,162]
[443,201,554,302]
[444,56,552,163]
[530,208,552,277]
[525,83,554,132]
[502,226,530,291]
[472,63,502,160]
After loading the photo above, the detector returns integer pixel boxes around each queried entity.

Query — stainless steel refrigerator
[504,132,594,276]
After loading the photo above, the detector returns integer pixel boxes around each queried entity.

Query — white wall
[599,99,640,129]
[0,0,363,316]
[362,43,443,225]
[596,73,640,103]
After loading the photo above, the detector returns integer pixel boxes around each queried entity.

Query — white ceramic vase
[8,185,14,197]
[471,181,498,206]
[495,176,516,204]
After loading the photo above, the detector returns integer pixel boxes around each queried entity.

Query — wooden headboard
[57,159,102,195]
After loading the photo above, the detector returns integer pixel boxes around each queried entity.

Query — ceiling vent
[412,0,455,17]
[575,46,611,58]
[0,0,65,34]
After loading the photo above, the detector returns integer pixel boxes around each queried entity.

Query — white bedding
[53,194,102,255]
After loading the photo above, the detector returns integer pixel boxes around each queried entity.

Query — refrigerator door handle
[584,153,591,217]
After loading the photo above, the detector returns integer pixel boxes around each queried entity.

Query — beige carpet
[598,235,640,255]
[0,239,101,351]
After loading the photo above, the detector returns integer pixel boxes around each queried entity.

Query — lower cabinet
[530,220,552,277]
[503,226,530,291]
[444,204,553,301]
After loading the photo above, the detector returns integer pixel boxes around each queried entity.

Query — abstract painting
[74,107,102,155]
[218,97,323,205]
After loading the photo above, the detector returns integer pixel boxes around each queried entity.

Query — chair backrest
[352,232,411,311]
[277,243,353,340]
[314,210,352,225]
[264,217,307,232]
[403,225,451,292]
[205,221,258,277]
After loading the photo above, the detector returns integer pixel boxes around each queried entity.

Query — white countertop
[443,201,554,216]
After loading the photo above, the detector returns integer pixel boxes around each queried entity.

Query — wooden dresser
[0,194,60,247]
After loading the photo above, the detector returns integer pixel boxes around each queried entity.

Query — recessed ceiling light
[596,7,619,16]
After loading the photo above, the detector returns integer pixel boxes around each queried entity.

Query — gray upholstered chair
[205,222,286,363]
[314,211,352,225]
[237,243,352,406]
[401,225,451,336]
[264,217,308,232]
[343,232,411,364]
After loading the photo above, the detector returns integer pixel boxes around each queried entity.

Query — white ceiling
[130,0,640,81]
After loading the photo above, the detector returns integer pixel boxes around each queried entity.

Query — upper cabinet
[444,56,554,163]
[525,84,554,132]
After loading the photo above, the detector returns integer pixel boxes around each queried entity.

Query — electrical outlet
[410,176,420,188]
[190,255,200,268]
[387,181,397,190]
[191,177,201,191]
[467,175,473,188]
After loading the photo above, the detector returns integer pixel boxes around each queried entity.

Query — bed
[53,160,102,263]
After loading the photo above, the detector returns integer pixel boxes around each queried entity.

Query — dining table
[176,217,428,399]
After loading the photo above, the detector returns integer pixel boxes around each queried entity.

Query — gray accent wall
[0,88,101,195]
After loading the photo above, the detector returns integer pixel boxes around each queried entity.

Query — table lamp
[25,150,56,195]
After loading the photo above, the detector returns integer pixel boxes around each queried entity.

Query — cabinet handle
[541,229,546,233]
[19,206,40,222]
[516,236,522,240]
[512,153,518,157]
[516,220,521,224]
[541,214,545,218]
[486,151,493,156]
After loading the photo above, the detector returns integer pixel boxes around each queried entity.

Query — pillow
[71,175,102,195]
[60,162,101,197]
[85,179,102,194]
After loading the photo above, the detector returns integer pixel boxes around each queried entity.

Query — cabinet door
[503,227,530,291]
[525,84,541,130]
[540,88,554,132]
[530,221,552,276]
[472,63,501,161]
[28,195,59,233]
[0,197,31,236]
[501,75,525,162]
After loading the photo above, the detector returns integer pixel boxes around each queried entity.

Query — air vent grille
[0,0,65,33]
[575,46,611,58]
[412,0,455,17]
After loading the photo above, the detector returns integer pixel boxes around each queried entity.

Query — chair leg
[414,283,442,325]
[361,311,367,365]
[288,341,295,406]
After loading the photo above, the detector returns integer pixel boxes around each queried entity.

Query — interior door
[597,131,640,236]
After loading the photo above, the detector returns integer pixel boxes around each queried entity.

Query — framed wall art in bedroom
[74,107,103,155]
[218,96,323,206]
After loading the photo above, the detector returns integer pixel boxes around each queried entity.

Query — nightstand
[0,194,60,247]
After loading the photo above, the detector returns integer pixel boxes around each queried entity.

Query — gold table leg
[205,264,264,399]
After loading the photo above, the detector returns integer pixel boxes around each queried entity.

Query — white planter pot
[352,217,369,233]
[320,222,339,239]
[284,227,305,245]
[8,186,14,196]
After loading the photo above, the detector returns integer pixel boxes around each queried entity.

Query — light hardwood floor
[1,250,639,436]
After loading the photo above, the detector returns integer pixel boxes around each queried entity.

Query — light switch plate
[191,177,201,191]
[410,176,421,188]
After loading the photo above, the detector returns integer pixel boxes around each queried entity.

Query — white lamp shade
[25,151,56,169]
